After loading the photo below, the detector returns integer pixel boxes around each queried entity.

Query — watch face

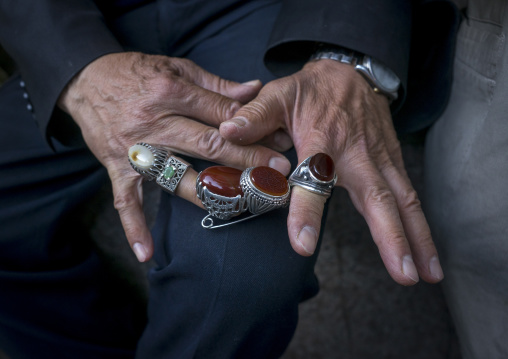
[370,57,400,92]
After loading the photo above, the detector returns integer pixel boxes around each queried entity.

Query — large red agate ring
[288,153,337,197]
[196,165,290,228]
[240,166,290,214]
[196,166,248,221]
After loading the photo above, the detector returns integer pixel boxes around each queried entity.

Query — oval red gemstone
[250,166,288,197]
[200,166,243,197]
[309,153,335,181]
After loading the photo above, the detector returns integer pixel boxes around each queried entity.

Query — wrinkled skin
[58,52,292,262]
[60,52,443,286]
[220,59,444,285]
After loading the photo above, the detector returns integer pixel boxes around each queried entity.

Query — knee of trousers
[139,192,319,358]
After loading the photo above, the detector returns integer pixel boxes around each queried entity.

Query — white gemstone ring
[128,142,191,194]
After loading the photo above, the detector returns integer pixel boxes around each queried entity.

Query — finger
[175,58,263,103]
[173,166,204,209]
[118,149,206,262]
[381,163,443,283]
[378,125,444,283]
[157,118,291,175]
[343,159,420,286]
[256,129,294,152]
[219,85,288,145]
[167,81,246,128]
[205,78,262,104]
[287,186,327,256]
[111,173,154,263]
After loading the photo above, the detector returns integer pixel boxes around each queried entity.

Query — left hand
[58,52,292,263]
[220,59,444,286]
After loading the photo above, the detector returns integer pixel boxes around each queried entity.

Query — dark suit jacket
[0,0,459,141]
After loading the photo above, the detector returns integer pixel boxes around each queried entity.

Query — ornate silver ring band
[128,142,191,194]
[288,153,337,198]
[196,165,290,229]
[240,167,290,215]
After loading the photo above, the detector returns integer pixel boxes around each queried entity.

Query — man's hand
[58,52,292,262]
[220,59,444,285]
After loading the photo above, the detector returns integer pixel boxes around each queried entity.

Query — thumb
[220,87,288,145]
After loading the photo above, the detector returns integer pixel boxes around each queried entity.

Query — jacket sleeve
[0,0,124,142]
[264,0,412,97]
[264,0,460,130]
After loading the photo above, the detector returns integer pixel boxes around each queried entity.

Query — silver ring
[240,166,290,215]
[196,166,248,220]
[128,142,168,180]
[288,153,337,197]
[128,142,191,194]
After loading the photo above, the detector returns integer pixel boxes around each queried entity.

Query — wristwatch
[310,47,400,102]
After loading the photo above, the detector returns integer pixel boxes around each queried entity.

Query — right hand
[220,59,443,285]
[58,52,292,262]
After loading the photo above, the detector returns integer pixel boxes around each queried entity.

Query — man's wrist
[310,45,400,102]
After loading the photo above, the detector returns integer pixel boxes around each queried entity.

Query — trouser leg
[424,4,508,358]
[135,1,324,357]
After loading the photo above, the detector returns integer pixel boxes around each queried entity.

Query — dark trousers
[0,1,321,358]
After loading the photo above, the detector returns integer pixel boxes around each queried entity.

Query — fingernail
[429,256,444,280]
[242,79,261,86]
[402,255,419,283]
[268,156,291,176]
[227,117,247,128]
[297,226,318,255]
[133,242,147,262]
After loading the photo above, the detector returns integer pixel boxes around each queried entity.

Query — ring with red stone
[128,142,191,194]
[288,153,337,198]
[196,166,248,221]
[240,166,291,215]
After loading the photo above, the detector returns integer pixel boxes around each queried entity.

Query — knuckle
[237,149,258,167]
[398,188,422,212]
[242,100,271,122]
[416,233,436,250]
[196,128,226,160]
[113,190,136,213]
[157,76,185,98]
[384,232,408,250]
[213,97,240,121]
[388,140,402,158]
[217,77,231,95]
[364,184,396,208]
[223,100,241,120]
[153,56,193,78]
[173,57,196,73]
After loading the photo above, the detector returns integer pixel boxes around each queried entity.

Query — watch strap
[310,46,399,102]
[310,49,359,66]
